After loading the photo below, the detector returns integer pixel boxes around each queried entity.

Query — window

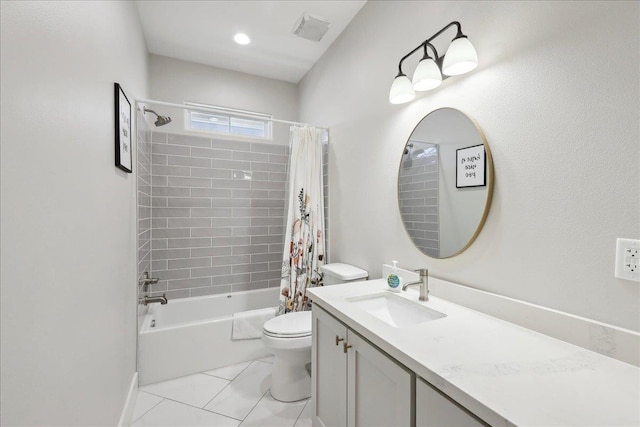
[185,102,272,140]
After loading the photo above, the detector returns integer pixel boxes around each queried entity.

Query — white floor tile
[240,393,307,427]
[140,373,230,408]
[132,399,240,427]
[293,400,312,427]
[258,355,275,364]
[130,391,164,424]
[204,361,272,420]
[203,361,252,381]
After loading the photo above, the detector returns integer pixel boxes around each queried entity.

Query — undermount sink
[346,293,446,328]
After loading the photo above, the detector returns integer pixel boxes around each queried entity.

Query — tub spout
[140,294,168,305]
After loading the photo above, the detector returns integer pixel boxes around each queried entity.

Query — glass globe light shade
[412,58,442,91]
[389,74,415,104]
[442,37,478,76]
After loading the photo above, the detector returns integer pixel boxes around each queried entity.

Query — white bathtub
[138,287,279,385]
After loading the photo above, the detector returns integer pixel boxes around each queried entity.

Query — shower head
[143,107,172,127]
[154,115,172,127]
[404,142,414,155]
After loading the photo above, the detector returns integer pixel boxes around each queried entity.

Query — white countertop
[307,279,640,427]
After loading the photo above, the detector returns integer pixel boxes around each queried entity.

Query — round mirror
[398,108,494,258]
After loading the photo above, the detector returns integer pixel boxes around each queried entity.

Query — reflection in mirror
[398,108,493,258]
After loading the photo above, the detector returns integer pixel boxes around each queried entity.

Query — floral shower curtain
[279,126,326,314]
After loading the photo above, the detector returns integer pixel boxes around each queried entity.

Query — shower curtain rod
[136,98,328,131]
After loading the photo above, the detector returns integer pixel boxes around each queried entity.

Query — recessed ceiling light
[234,33,251,45]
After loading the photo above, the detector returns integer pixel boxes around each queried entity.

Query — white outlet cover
[615,238,640,282]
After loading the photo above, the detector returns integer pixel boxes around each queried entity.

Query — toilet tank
[320,263,368,286]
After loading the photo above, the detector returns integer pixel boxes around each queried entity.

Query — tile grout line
[203,360,274,424]
[200,361,253,382]
[199,361,257,420]
[291,400,309,427]
[238,388,272,426]
[129,396,165,426]
[136,393,244,423]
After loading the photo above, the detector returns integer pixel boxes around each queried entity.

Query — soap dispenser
[386,260,402,293]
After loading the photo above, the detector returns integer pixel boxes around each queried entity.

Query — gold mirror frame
[398,108,494,259]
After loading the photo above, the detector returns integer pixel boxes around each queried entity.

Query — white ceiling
[136,1,366,83]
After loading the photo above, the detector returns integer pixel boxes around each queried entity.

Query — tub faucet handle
[139,272,159,291]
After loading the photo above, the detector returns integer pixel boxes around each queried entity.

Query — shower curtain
[279,126,326,314]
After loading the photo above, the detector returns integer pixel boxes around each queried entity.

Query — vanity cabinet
[416,378,486,427]
[312,305,412,427]
[312,304,348,427]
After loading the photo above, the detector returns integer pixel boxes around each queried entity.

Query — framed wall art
[456,144,486,188]
[114,82,132,173]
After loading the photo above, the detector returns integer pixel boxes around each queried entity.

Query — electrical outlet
[615,238,640,282]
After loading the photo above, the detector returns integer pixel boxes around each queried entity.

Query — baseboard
[118,372,138,427]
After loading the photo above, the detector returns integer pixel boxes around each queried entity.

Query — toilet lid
[263,311,312,337]
[320,263,368,281]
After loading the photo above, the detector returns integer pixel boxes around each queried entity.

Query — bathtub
[138,287,279,385]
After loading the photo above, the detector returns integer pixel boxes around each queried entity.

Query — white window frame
[184,102,273,141]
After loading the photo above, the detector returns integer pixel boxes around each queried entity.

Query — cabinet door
[312,306,348,427]
[346,330,412,427]
[416,377,486,427]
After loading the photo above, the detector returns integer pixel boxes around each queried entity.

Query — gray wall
[299,1,640,331]
[149,132,289,298]
[145,54,330,297]
[398,142,439,257]
[0,1,148,425]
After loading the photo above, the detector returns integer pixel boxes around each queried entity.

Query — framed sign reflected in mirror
[114,82,132,173]
[456,144,486,188]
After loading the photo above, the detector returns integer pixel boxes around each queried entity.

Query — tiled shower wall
[398,142,439,257]
[136,109,152,300]
[149,133,290,299]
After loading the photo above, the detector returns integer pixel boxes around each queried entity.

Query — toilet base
[269,346,311,402]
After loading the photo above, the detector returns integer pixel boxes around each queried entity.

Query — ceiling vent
[292,13,331,42]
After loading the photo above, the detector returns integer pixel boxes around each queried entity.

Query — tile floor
[130,356,311,427]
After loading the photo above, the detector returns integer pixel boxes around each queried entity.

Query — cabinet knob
[343,342,352,353]
[335,335,344,346]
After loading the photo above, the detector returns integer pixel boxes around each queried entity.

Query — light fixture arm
[395,21,467,76]
[425,21,464,44]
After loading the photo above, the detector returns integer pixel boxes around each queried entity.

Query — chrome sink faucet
[402,268,429,301]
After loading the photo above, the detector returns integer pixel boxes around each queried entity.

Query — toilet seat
[263,311,311,338]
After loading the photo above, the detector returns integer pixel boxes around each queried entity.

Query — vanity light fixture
[389,21,478,104]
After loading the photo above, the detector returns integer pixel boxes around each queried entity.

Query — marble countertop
[307,279,640,427]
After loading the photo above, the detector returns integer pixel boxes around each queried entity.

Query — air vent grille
[292,13,331,42]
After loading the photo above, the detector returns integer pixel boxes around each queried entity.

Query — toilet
[262,263,368,402]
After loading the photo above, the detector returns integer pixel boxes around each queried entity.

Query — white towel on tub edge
[232,306,277,340]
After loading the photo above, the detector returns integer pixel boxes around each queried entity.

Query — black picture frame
[114,83,132,173]
[456,144,486,188]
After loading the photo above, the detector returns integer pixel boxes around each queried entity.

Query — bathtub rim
[140,286,280,333]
